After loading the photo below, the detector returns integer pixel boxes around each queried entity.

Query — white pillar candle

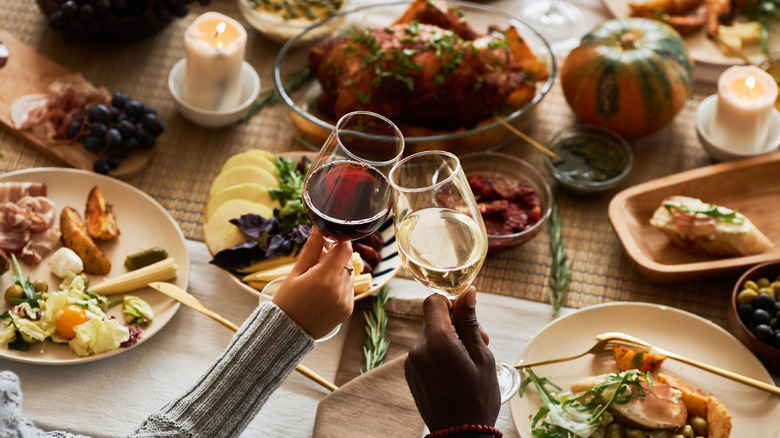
[184,12,247,111]
[710,66,778,153]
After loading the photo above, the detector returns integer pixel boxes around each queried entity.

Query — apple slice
[209,165,278,195]
[221,150,276,174]
[205,183,281,222]
[212,226,250,254]
[204,199,273,254]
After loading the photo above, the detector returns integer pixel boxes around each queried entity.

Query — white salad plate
[509,302,780,437]
[0,168,190,365]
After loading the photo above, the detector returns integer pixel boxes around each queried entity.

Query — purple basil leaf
[209,241,267,270]
[230,214,280,239]
[266,234,294,258]
[289,225,312,248]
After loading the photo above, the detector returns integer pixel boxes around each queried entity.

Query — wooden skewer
[495,117,562,161]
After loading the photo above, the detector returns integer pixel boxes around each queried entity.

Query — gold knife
[148,282,338,392]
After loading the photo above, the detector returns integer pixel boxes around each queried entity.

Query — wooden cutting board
[0,30,153,177]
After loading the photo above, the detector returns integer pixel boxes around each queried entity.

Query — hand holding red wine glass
[303,111,404,243]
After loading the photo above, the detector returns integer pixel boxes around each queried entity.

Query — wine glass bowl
[389,151,488,296]
[303,111,404,242]
[518,0,587,46]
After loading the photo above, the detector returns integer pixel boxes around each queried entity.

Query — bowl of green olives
[729,261,780,374]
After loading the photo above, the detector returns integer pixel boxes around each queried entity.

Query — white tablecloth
[1,240,576,437]
[3,239,780,437]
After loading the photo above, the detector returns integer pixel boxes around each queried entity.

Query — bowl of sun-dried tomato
[461,152,552,253]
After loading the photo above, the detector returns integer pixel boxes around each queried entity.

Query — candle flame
[746,76,756,90]
[215,22,226,49]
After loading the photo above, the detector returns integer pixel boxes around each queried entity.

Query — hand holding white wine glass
[389,151,521,403]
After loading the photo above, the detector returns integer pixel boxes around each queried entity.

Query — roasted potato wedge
[61,206,111,275]
[612,345,667,372]
[657,373,732,438]
[85,186,120,240]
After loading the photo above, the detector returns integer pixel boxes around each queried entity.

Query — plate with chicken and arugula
[509,302,780,437]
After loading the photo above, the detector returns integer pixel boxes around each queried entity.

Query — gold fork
[513,333,632,369]
[599,332,780,396]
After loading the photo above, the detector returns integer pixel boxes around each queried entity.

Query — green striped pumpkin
[561,18,694,139]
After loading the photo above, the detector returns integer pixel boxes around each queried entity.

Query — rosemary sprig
[361,285,390,374]
[239,67,314,124]
[547,192,571,315]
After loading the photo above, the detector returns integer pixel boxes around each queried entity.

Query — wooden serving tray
[0,30,152,177]
[608,152,780,282]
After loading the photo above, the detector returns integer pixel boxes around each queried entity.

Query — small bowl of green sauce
[543,124,633,195]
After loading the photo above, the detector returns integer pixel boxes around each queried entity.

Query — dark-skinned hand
[404,286,500,431]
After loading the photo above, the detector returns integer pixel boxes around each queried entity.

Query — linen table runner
[313,298,427,437]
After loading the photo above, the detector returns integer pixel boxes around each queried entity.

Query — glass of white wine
[388,150,487,297]
[388,151,520,403]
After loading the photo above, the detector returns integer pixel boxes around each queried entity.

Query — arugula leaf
[520,368,650,437]
[664,202,745,224]
[9,254,42,308]
[269,157,312,230]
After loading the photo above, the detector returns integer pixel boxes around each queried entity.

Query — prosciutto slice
[11,74,110,141]
[0,194,60,263]
[0,182,47,203]
[20,226,61,265]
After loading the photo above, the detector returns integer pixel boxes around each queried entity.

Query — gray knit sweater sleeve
[0,301,314,438]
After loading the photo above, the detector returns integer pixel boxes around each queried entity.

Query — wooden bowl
[728,261,780,375]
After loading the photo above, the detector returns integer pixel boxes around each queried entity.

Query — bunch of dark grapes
[46,0,211,43]
[67,92,165,174]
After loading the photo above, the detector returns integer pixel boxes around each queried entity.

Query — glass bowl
[273,0,556,155]
[460,152,552,253]
[729,261,780,375]
[237,0,349,45]
[543,124,633,196]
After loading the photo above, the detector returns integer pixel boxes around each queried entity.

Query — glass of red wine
[303,111,405,243]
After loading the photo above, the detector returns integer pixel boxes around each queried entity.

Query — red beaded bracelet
[425,424,503,438]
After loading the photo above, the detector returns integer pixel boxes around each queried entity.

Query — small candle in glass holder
[710,66,778,153]
[184,12,247,111]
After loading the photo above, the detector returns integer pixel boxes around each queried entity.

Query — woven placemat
[470,78,731,326]
[0,1,734,326]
